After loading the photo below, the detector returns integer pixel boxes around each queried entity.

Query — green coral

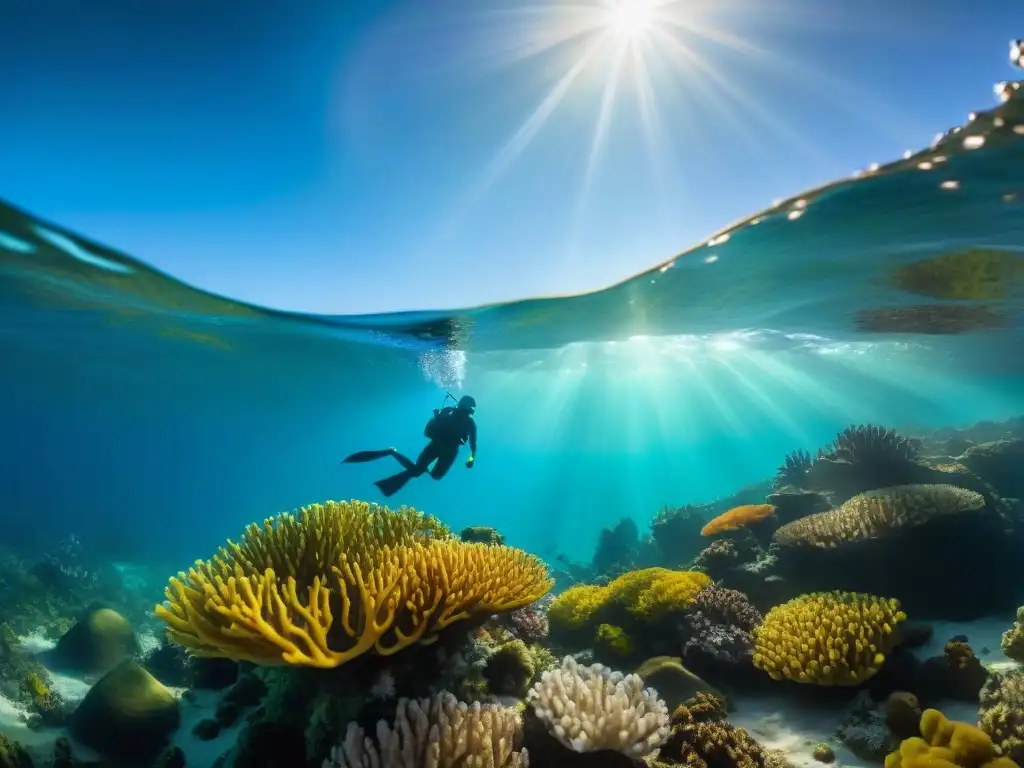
[549,568,711,642]
[594,623,633,659]
[483,639,535,698]
[1001,606,1024,664]
[979,670,1024,765]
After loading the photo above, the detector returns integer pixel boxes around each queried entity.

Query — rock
[193,718,222,740]
[48,605,139,675]
[633,656,728,711]
[70,660,181,761]
[960,439,1024,498]
[154,745,187,768]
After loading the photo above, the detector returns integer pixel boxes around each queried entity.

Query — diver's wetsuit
[341,403,477,497]
[402,406,476,480]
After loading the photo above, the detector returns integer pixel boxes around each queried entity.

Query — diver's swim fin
[374,471,412,498]
[341,449,395,464]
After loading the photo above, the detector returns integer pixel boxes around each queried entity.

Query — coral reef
[701,505,777,537]
[324,692,527,767]
[979,669,1024,765]
[885,708,1019,768]
[651,691,784,768]
[920,640,989,701]
[773,485,985,548]
[772,449,815,490]
[1001,606,1024,663]
[550,568,711,632]
[835,690,900,763]
[752,591,906,685]
[498,596,552,646]
[681,585,763,668]
[527,655,669,757]
[156,500,553,667]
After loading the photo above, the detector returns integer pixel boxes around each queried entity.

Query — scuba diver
[341,394,477,498]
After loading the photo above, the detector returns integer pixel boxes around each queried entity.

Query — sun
[605,0,655,39]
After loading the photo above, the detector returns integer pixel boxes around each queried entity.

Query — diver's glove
[465,456,475,468]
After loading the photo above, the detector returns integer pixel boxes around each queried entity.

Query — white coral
[526,655,669,758]
[324,691,527,768]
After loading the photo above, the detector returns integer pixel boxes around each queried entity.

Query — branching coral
[1000,606,1024,663]
[979,670,1024,765]
[324,692,528,768]
[884,708,1019,768]
[752,591,906,685]
[155,500,553,667]
[772,484,985,549]
[527,655,669,758]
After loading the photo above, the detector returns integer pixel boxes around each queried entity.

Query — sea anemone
[821,424,920,465]
[772,449,815,490]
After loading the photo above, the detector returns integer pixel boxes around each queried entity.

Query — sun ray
[650,27,837,169]
[661,13,925,142]
[568,34,629,260]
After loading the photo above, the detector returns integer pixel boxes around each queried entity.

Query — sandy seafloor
[0,619,1019,768]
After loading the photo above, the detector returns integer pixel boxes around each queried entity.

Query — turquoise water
[1,75,1023,573]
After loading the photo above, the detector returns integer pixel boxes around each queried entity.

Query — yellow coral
[548,584,605,629]
[610,568,711,622]
[886,709,1019,768]
[595,624,632,657]
[155,500,553,668]
[24,672,48,700]
[549,568,711,638]
[752,591,906,685]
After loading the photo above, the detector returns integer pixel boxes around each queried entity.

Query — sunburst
[343,0,919,254]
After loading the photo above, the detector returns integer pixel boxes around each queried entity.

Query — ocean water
[0,72,1022,578]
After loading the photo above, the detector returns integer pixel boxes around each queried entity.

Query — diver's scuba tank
[424,392,458,439]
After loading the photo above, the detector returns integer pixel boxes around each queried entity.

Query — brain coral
[155,500,553,667]
[773,484,985,549]
[752,591,906,685]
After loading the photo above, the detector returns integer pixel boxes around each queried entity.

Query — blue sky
[0,0,1017,315]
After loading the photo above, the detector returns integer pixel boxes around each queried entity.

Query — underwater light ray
[649,27,835,168]
[673,358,749,436]
[711,354,820,442]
